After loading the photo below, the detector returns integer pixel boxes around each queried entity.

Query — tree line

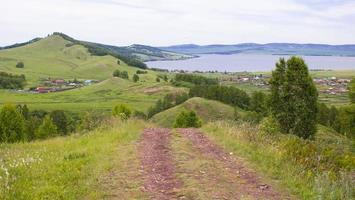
[0,72,26,89]
[147,92,189,118]
[0,104,104,143]
[53,32,147,69]
[174,73,218,85]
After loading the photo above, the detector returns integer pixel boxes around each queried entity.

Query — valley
[0,33,354,200]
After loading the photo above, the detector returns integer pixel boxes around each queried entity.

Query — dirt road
[137,128,292,200]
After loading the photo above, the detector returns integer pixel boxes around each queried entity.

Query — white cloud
[0,0,354,46]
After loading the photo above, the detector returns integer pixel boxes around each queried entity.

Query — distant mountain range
[158,43,355,56]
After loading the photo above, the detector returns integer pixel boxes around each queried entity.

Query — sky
[1,0,355,46]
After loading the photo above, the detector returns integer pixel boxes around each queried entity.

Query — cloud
[0,0,354,46]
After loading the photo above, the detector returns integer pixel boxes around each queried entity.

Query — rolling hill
[0,33,185,112]
[151,97,235,127]
[159,43,355,56]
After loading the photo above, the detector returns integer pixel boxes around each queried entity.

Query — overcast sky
[1,0,355,46]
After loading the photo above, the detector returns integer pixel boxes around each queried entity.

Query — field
[0,78,185,112]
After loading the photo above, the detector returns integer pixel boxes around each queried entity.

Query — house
[53,79,65,85]
[84,80,92,85]
[36,87,51,93]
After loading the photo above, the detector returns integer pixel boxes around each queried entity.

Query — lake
[145,54,355,72]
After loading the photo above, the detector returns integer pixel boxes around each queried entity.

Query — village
[220,72,351,95]
[31,78,99,93]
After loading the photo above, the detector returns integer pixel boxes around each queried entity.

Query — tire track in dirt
[177,128,292,200]
[138,128,182,200]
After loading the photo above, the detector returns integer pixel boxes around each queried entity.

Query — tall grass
[0,119,147,199]
[202,121,354,200]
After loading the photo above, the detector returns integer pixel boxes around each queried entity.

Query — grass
[151,97,235,127]
[0,35,156,85]
[202,121,354,200]
[0,35,187,112]
[0,77,185,112]
[0,119,149,200]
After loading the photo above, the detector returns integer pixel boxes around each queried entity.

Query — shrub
[113,70,129,79]
[156,77,160,82]
[136,70,147,74]
[133,74,139,82]
[173,110,202,128]
[112,104,132,120]
[78,112,105,132]
[133,110,147,120]
[35,115,58,139]
[260,115,280,135]
[0,104,25,143]
[16,62,24,68]
[241,111,263,124]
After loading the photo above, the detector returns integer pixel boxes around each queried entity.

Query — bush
[133,74,139,82]
[35,115,58,139]
[133,110,147,120]
[173,110,202,128]
[156,77,160,82]
[16,62,24,68]
[0,104,25,143]
[112,104,132,120]
[78,112,105,132]
[260,115,280,135]
[241,111,263,124]
[113,70,129,79]
[136,70,147,74]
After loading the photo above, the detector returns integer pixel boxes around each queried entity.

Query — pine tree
[270,57,318,139]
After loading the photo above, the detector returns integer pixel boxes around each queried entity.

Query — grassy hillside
[151,97,235,127]
[0,34,186,112]
[0,77,185,112]
[202,121,354,199]
[0,35,158,86]
[0,119,149,199]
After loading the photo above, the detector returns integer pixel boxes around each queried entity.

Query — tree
[117,60,120,65]
[350,78,355,103]
[133,74,139,82]
[50,110,68,135]
[317,103,330,126]
[156,77,160,82]
[173,110,202,128]
[121,71,129,79]
[0,104,25,143]
[16,62,24,68]
[329,106,339,130]
[16,104,29,120]
[270,57,318,139]
[112,104,132,120]
[250,91,268,116]
[35,115,58,139]
[113,69,121,77]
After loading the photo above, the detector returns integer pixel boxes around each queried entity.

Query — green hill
[0,34,186,112]
[151,97,235,127]
[0,34,148,85]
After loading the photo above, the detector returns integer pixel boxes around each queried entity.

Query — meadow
[0,119,150,199]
